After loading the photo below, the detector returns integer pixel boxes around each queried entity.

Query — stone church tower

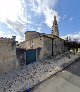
[52,16,59,37]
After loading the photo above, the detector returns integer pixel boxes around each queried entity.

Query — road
[31,57,80,92]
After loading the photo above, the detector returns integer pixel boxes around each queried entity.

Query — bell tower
[52,16,59,37]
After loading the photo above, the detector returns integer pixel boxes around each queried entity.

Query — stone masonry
[0,36,18,74]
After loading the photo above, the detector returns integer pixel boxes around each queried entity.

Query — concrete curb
[23,56,80,92]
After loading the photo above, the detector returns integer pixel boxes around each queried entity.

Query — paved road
[31,57,80,92]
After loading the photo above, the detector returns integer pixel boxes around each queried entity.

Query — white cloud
[69,17,73,21]
[29,0,60,28]
[61,32,80,42]
[0,0,31,42]
[44,8,59,28]
[0,30,25,42]
[6,19,24,37]
[0,31,6,37]
[0,0,26,22]
[0,31,14,39]
[62,15,67,20]
[62,15,73,21]
[0,0,59,42]
[37,27,42,33]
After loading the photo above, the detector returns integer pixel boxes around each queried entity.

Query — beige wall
[42,36,64,58]
[20,36,65,60]
[20,37,44,60]
[42,36,52,59]
[53,38,64,55]
[20,41,26,49]
[25,31,40,41]
[20,37,43,50]
[0,37,17,74]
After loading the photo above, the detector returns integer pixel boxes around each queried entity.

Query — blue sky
[57,0,80,36]
[0,0,80,42]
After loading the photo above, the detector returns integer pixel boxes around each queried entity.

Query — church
[20,16,65,62]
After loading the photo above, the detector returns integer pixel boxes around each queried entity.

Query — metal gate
[26,49,36,65]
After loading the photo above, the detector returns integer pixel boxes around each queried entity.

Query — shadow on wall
[36,47,41,60]
[16,48,26,67]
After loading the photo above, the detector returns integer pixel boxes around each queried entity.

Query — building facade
[20,16,65,61]
[20,35,64,61]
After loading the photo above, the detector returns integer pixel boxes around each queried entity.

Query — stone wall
[42,36,52,59]
[20,36,44,60]
[42,36,65,58]
[0,37,17,74]
[53,37,64,55]
[16,48,26,67]
[20,37,43,50]
[25,31,40,41]
[20,36,65,60]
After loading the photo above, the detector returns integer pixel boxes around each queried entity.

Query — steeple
[52,15,59,37]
